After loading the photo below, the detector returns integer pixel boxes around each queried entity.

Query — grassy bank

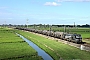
[0,28,42,60]
[16,29,90,60]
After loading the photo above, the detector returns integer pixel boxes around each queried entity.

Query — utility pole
[4,21,6,27]
[64,26,66,32]
[44,24,46,29]
[26,19,29,28]
[74,22,75,28]
[34,24,36,29]
[50,25,52,36]
[68,26,69,33]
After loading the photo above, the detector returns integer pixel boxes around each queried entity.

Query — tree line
[0,24,90,28]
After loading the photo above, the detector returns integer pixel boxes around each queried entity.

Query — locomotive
[15,27,82,43]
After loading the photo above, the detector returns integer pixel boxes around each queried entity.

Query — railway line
[15,27,90,52]
[29,31,90,52]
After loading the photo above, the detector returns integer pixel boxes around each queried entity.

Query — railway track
[28,31,90,52]
[15,26,90,52]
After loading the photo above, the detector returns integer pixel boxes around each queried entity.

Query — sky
[0,0,90,25]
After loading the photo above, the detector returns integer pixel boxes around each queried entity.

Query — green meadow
[0,27,42,60]
[16,29,90,60]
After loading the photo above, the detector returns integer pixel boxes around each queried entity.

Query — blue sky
[0,0,90,25]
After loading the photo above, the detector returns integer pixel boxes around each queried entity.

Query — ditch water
[16,33,53,60]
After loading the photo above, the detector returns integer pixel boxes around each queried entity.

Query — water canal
[16,33,53,60]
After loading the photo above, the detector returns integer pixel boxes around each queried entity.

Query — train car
[64,34,82,43]
[54,32,64,39]
[46,31,54,36]
[34,29,38,33]
[50,31,55,37]
[30,29,35,32]
[42,30,47,35]
[37,30,43,34]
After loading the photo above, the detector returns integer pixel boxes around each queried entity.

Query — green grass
[0,43,39,59]
[16,30,90,60]
[0,28,43,60]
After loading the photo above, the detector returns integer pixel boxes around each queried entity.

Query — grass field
[16,29,90,60]
[0,27,42,60]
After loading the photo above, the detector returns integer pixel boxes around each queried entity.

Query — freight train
[15,27,82,44]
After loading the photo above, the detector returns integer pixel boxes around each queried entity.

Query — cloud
[56,0,90,2]
[44,2,61,6]
[55,0,62,2]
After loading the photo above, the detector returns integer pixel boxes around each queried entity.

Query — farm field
[0,27,42,60]
[16,29,90,60]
